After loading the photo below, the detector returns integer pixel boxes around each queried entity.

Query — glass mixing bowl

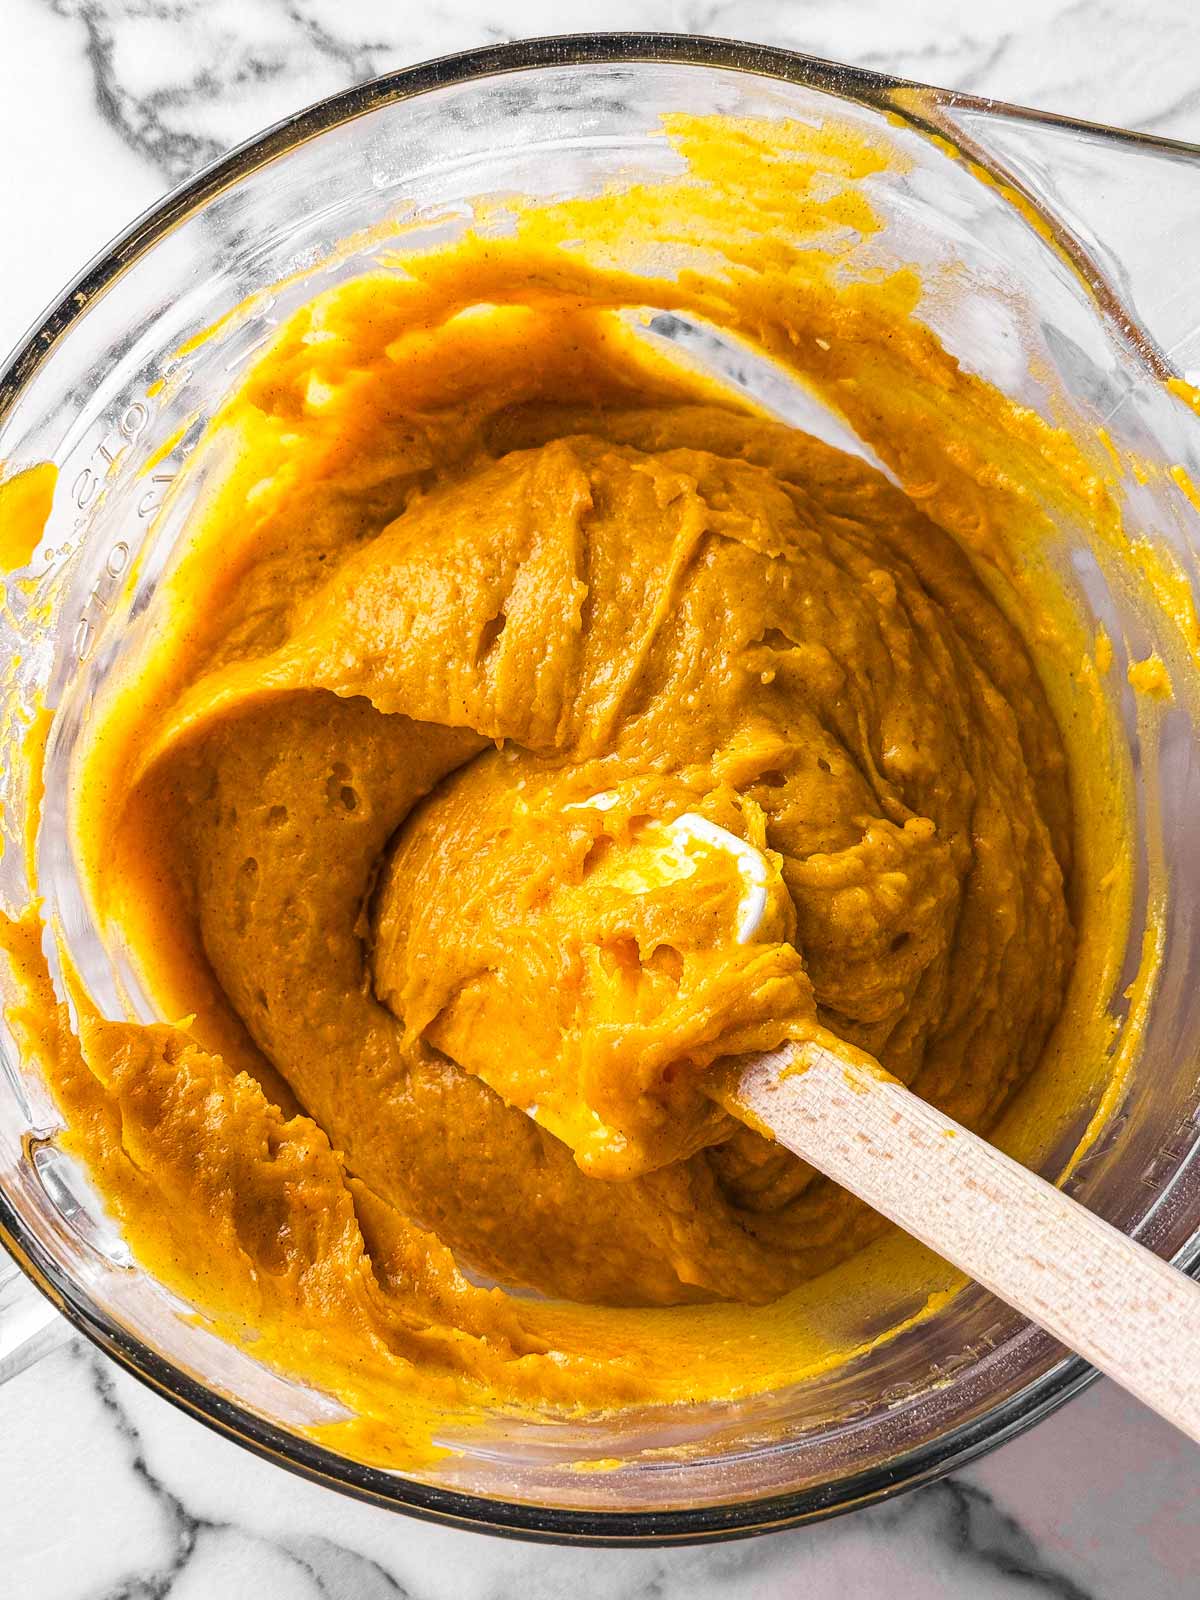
[2,33,1200,1544]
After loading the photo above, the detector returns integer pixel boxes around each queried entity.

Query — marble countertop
[3,2,1200,1594]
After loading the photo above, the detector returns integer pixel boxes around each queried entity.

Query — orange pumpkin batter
[2,112,1145,1468]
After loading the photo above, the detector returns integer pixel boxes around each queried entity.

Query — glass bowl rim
[0,29,1193,1545]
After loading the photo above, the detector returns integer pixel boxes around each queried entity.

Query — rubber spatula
[725,1038,1200,1444]
[462,807,1200,1444]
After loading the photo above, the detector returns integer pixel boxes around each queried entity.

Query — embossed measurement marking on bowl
[0,103,1185,1476]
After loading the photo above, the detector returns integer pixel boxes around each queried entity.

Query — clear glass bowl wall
[1,43,1199,1541]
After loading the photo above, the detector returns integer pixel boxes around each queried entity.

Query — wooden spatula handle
[736,1043,1200,1444]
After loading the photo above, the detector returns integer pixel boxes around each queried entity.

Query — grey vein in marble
[49,0,376,180]
[870,1482,1095,1600]
[62,1335,1101,1600]
[38,0,1200,211]
[79,1347,414,1599]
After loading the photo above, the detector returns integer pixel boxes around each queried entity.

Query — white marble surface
[3,1,1200,1593]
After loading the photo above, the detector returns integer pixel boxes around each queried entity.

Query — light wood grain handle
[736,1043,1200,1445]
